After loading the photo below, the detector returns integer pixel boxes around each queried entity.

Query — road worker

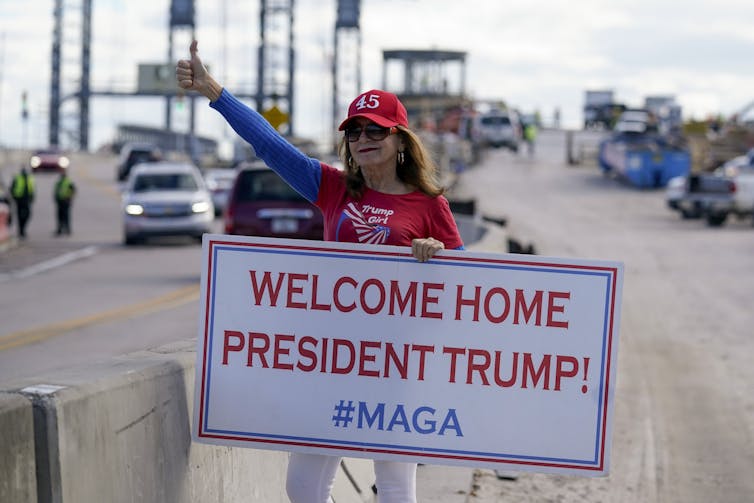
[10,167,35,239]
[54,171,76,236]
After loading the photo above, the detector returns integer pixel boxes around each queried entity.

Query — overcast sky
[1,0,752,152]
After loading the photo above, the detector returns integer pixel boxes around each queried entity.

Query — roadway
[1,131,753,502]
[449,131,754,502]
[0,151,217,379]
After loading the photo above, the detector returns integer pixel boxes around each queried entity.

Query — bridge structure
[382,48,470,125]
[47,0,464,160]
[48,0,295,156]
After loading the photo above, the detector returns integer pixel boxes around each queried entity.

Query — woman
[177,40,463,503]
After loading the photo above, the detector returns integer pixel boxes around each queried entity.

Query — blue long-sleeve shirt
[210,89,321,203]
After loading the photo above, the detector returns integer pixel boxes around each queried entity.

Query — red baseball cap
[338,89,409,130]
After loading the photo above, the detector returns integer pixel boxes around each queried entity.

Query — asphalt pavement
[0,171,100,280]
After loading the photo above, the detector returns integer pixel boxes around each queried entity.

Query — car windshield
[237,171,304,202]
[132,173,199,192]
[129,151,158,164]
[481,116,511,126]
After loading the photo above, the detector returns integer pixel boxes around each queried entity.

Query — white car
[477,109,522,152]
[121,161,215,245]
[203,168,238,216]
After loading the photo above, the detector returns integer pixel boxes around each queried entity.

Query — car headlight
[59,156,70,168]
[192,201,211,214]
[125,204,144,216]
[30,156,41,168]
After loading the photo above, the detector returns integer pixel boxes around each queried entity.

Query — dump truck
[599,110,690,188]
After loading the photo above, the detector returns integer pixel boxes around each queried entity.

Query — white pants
[286,452,417,503]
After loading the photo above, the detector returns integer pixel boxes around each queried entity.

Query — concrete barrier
[19,340,292,502]
[1,339,375,502]
[0,392,36,503]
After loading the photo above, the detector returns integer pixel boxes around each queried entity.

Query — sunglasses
[344,124,397,142]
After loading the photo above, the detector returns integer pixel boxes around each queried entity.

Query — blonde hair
[338,125,445,199]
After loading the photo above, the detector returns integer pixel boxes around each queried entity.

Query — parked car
[224,162,323,240]
[121,161,214,245]
[29,146,70,173]
[476,109,521,152]
[116,142,162,182]
[666,149,754,226]
[203,168,238,216]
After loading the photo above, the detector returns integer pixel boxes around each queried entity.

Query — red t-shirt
[315,163,464,249]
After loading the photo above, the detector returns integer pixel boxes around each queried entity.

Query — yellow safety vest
[56,177,75,201]
[524,124,537,141]
[12,174,34,198]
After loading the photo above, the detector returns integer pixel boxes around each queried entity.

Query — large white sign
[193,234,623,476]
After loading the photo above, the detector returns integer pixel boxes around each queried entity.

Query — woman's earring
[398,150,405,166]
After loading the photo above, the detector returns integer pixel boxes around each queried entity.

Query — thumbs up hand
[176,40,222,101]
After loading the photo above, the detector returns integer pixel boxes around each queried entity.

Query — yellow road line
[0,284,200,351]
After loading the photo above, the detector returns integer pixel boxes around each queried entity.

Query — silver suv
[121,162,214,245]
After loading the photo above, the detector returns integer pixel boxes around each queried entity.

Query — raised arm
[176,41,321,202]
